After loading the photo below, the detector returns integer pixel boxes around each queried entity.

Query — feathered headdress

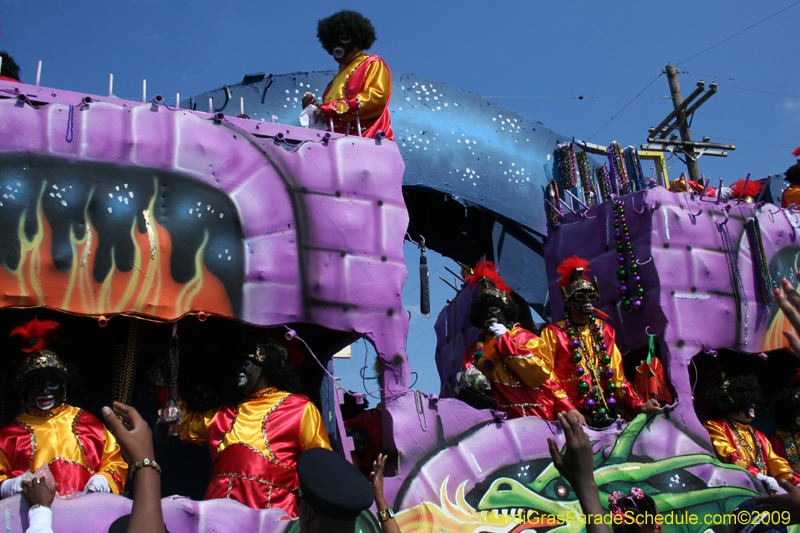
[464,260,512,294]
[793,147,800,158]
[10,318,66,380]
[730,179,763,200]
[10,318,60,353]
[464,260,512,304]
[556,256,590,289]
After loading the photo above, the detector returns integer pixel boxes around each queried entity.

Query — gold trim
[24,403,68,418]
[71,410,94,474]
[261,395,294,470]
[212,471,295,507]
[216,405,240,459]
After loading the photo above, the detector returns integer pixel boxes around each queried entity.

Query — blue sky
[2,0,798,396]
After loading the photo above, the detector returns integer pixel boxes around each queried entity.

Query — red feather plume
[10,318,60,353]
[730,179,764,199]
[463,260,512,294]
[793,146,800,157]
[556,256,590,288]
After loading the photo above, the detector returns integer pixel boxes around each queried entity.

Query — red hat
[730,179,763,199]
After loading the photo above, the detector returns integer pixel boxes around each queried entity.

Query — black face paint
[237,358,263,395]
[331,33,356,62]
[25,378,64,411]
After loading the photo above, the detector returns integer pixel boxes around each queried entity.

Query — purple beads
[570,339,580,347]
[604,368,614,378]
[483,359,494,370]
[607,397,617,407]
[576,366,585,376]
[584,399,596,410]
[632,300,642,310]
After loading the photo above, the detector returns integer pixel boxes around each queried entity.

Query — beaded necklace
[780,429,800,473]
[725,418,766,473]
[560,314,617,415]
[612,198,644,312]
[473,324,516,371]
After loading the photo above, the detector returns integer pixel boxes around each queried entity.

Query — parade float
[0,68,796,533]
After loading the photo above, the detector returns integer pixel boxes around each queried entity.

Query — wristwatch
[378,508,395,522]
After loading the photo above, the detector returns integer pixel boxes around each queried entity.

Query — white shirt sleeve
[25,506,53,533]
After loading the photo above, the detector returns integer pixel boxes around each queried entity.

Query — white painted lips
[36,395,55,411]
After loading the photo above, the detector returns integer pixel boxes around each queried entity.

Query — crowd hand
[640,398,663,414]
[101,402,155,464]
[548,412,595,490]
[21,478,56,508]
[756,473,781,494]
[0,474,24,498]
[488,322,507,339]
[756,480,800,524]
[566,409,587,426]
[370,454,388,503]
[774,276,800,357]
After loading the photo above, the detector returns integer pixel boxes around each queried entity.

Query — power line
[587,73,663,141]
[707,136,794,149]
[680,71,800,91]
[483,95,669,100]
[677,0,800,65]
[708,83,800,100]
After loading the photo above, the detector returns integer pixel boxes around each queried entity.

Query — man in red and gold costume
[542,257,661,428]
[459,261,560,420]
[703,373,800,493]
[0,319,127,498]
[301,10,393,140]
[782,151,800,208]
[163,337,331,516]
[769,380,800,476]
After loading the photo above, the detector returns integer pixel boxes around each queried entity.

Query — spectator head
[609,488,661,533]
[0,51,21,81]
[296,447,373,533]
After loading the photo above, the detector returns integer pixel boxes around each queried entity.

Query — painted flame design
[0,180,232,320]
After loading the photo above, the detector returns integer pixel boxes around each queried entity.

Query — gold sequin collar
[246,387,279,401]
[25,403,69,418]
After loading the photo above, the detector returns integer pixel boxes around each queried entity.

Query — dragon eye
[556,485,568,498]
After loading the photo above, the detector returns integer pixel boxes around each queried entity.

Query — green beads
[577,381,590,394]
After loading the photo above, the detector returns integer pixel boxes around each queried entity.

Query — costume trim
[261,395,294,469]
[71,410,93,473]
[216,405,240,459]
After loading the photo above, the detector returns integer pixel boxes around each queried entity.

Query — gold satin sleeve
[97,426,128,494]
[355,60,391,121]
[783,186,800,208]
[0,447,12,483]
[703,420,746,466]
[497,332,553,389]
[177,398,220,445]
[763,435,795,481]
[299,402,332,452]
[608,343,633,403]
[539,327,560,368]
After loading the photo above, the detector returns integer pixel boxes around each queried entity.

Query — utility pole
[642,65,735,181]
[665,65,700,182]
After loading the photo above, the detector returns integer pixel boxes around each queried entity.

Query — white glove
[84,474,110,493]
[756,473,780,493]
[488,322,507,339]
[718,187,734,200]
[0,475,23,498]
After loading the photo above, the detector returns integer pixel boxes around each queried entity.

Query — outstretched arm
[548,412,610,533]
[102,402,164,533]
[371,454,401,533]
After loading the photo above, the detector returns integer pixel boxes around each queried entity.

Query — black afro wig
[706,374,764,419]
[243,338,302,395]
[469,290,519,329]
[0,51,21,81]
[773,386,800,427]
[316,10,377,54]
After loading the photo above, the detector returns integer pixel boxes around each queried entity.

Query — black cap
[297,447,373,521]
[732,498,787,533]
